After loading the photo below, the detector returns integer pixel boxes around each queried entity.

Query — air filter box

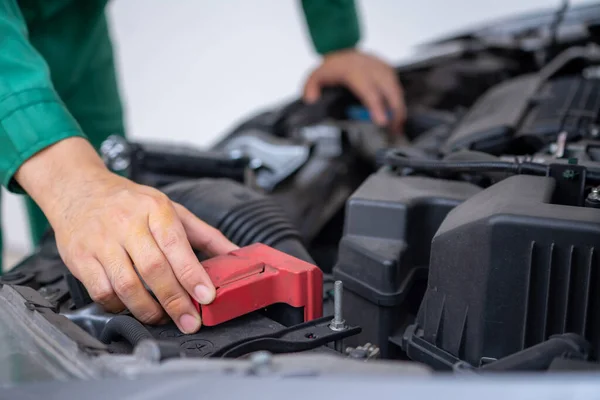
[333,169,481,357]
[404,175,600,369]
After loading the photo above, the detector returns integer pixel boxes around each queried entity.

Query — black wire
[383,149,600,182]
[384,150,548,175]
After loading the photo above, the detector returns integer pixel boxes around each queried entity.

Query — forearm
[15,137,109,222]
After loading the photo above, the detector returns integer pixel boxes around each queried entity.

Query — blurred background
[1,0,577,264]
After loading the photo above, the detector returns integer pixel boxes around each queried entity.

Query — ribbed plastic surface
[412,175,600,366]
[524,243,600,348]
[161,179,310,262]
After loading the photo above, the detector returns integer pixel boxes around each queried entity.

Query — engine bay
[5,1,600,391]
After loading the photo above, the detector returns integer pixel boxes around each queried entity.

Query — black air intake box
[404,175,600,368]
[333,169,481,357]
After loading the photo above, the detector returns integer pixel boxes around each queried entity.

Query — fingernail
[179,313,201,334]
[194,284,215,305]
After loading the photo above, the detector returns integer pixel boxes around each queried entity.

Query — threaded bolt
[329,280,347,331]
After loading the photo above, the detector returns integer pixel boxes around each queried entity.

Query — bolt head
[250,351,272,366]
[329,319,347,331]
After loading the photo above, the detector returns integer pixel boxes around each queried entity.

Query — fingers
[346,74,388,127]
[303,72,322,104]
[303,51,407,133]
[373,68,406,134]
[173,202,238,256]
[149,209,216,305]
[73,258,125,313]
[98,244,166,325]
[124,223,202,334]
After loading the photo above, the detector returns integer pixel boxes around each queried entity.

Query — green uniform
[0,0,360,272]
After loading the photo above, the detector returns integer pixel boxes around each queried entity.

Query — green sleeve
[300,0,361,55]
[0,0,86,193]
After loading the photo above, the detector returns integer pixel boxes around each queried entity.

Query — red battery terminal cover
[193,243,323,327]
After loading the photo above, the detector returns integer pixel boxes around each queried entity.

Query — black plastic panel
[413,175,600,366]
[333,169,481,357]
[518,76,600,144]
[443,74,540,153]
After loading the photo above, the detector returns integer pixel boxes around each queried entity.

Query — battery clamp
[193,244,323,326]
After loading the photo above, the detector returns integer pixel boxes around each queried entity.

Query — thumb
[303,73,322,104]
[173,202,238,256]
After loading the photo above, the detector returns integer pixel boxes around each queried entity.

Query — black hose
[161,179,315,264]
[99,315,153,346]
[480,333,590,372]
[384,150,548,175]
[383,149,600,182]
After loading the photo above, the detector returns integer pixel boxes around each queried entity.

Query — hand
[303,49,406,133]
[16,137,238,334]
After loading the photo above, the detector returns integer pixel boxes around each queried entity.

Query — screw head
[250,351,272,366]
[589,187,600,202]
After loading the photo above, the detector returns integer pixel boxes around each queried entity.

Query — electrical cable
[382,149,600,182]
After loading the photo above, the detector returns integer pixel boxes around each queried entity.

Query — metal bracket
[211,316,361,358]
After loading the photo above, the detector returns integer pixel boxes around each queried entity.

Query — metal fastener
[589,187,600,202]
[250,351,272,367]
[329,280,347,353]
[329,281,347,331]
[345,343,380,360]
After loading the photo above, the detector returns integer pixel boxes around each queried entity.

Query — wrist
[15,137,112,220]
[323,47,357,59]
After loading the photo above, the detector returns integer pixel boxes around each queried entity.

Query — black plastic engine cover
[442,48,600,155]
[517,76,600,146]
[442,74,540,154]
[412,174,600,367]
[333,169,481,357]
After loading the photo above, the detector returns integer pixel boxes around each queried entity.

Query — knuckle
[114,276,139,298]
[65,244,89,266]
[137,256,167,277]
[137,308,164,325]
[147,192,170,210]
[177,263,200,285]
[90,285,116,305]
[161,231,182,250]
[160,290,188,314]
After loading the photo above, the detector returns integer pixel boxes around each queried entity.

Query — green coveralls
[0,0,361,272]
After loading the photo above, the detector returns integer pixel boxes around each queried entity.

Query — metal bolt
[345,343,380,360]
[589,187,600,202]
[250,351,272,367]
[329,280,347,353]
[247,351,273,375]
[329,281,346,331]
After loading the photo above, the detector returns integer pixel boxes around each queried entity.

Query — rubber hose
[383,149,600,182]
[99,315,153,346]
[384,150,549,175]
[480,333,590,371]
[161,179,315,264]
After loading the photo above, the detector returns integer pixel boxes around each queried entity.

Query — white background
[1,0,577,262]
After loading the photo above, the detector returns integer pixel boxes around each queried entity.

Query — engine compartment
[4,1,600,387]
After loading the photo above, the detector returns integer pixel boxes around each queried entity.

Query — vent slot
[525,243,599,349]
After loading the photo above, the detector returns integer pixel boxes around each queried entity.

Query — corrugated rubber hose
[99,315,153,346]
[161,178,315,264]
